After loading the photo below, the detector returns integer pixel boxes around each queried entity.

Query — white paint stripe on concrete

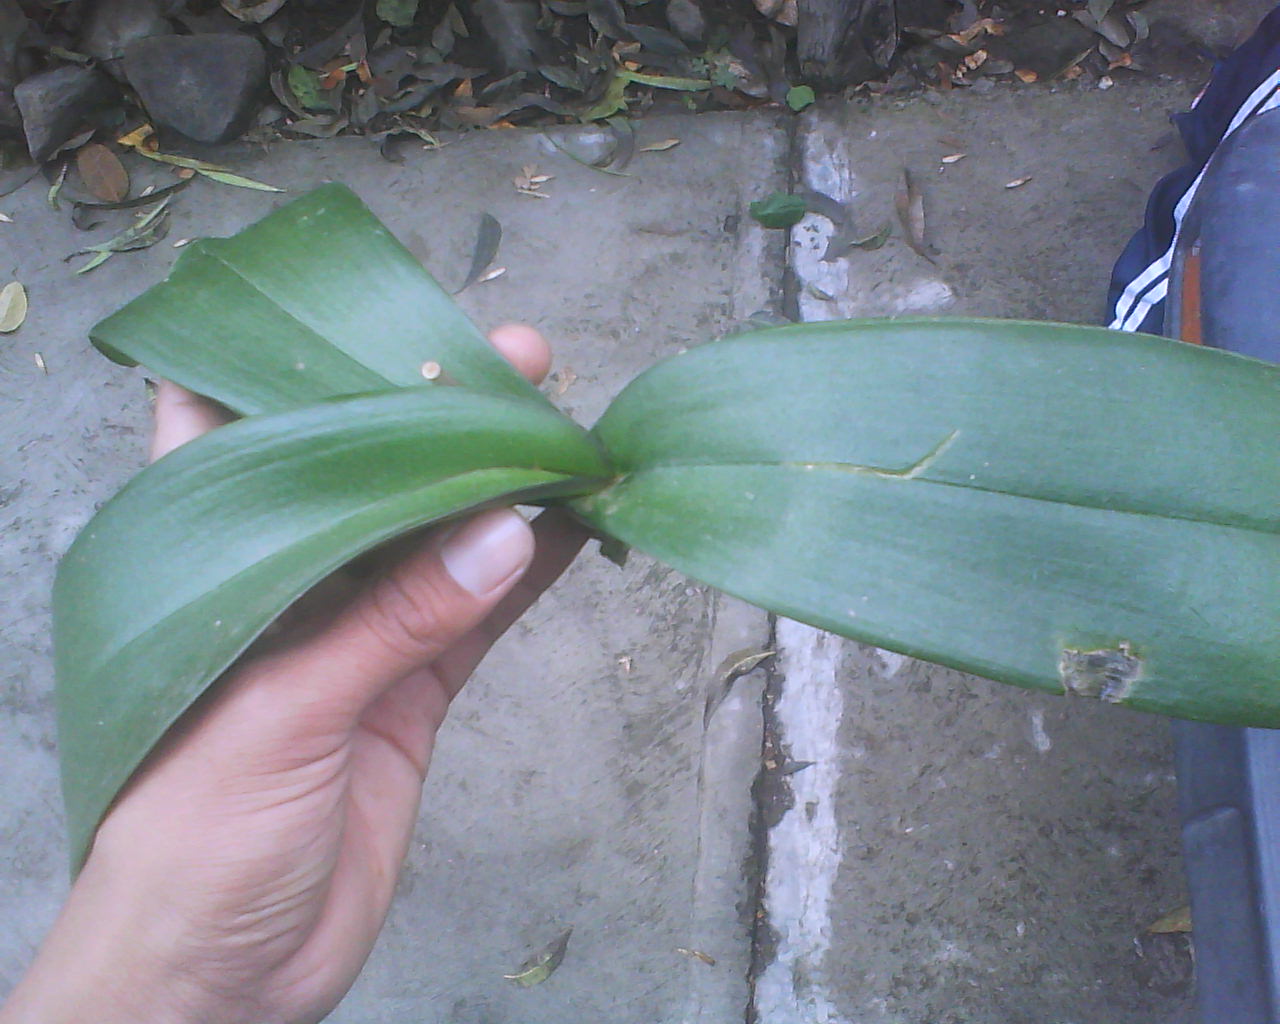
[794,125,954,321]
[754,619,850,1024]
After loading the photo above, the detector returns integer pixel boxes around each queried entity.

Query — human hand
[1,325,587,1024]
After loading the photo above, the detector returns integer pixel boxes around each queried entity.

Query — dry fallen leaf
[116,123,155,149]
[941,153,966,164]
[0,281,28,332]
[948,16,1004,44]
[1147,905,1192,934]
[895,168,934,263]
[675,947,717,966]
[1014,68,1038,83]
[504,928,572,987]
[455,212,502,294]
[1005,175,1032,189]
[76,143,130,203]
[640,138,681,152]
[962,49,989,72]
[513,163,552,198]
[552,366,578,396]
[705,647,775,725]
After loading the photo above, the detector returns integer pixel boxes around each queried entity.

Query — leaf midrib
[198,244,406,393]
[601,459,1280,537]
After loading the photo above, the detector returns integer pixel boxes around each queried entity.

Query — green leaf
[619,70,711,91]
[786,84,816,111]
[503,928,573,987]
[749,192,808,228]
[575,318,1280,728]
[582,71,629,121]
[128,147,284,192]
[377,0,419,27]
[287,65,335,111]
[90,185,548,415]
[73,199,171,274]
[54,387,611,870]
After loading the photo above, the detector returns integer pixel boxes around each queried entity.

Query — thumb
[256,508,535,718]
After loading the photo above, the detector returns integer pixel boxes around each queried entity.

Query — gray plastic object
[1165,105,1280,1023]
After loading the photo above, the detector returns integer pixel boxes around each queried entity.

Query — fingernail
[440,509,534,596]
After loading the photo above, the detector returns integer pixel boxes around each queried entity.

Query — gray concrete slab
[0,112,783,1021]
[759,82,1201,1024]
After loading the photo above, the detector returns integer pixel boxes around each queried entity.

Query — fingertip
[149,380,233,462]
[439,508,535,598]
[487,323,552,386]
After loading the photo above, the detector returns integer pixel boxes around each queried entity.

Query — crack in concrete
[743,107,806,1023]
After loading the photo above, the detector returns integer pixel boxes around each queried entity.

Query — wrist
[0,850,228,1024]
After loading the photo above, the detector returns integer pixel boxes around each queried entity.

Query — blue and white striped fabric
[1107,5,1280,334]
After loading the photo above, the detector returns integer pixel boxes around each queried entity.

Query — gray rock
[13,65,116,162]
[473,0,544,74]
[0,0,27,131]
[80,0,172,77]
[797,0,898,88]
[122,33,266,144]
[666,0,706,44]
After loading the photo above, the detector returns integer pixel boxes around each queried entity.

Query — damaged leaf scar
[1058,641,1143,703]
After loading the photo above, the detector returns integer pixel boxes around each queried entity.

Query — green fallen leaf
[376,0,419,27]
[582,72,630,121]
[73,200,171,274]
[620,70,711,92]
[287,65,335,112]
[47,161,68,210]
[786,84,816,111]
[749,192,808,228]
[130,148,283,192]
[503,928,573,987]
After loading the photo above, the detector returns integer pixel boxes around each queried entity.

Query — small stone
[540,126,617,167]
[14,65,117,162]
[79,0,172,76]
[122,33,266,144]
[666,0,706,43]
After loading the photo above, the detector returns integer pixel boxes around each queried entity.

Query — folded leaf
[89,184,545,415]
[576,319,1280,727]
[55,388,610,870]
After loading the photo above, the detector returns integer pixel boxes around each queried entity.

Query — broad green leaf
[287,65,334,111]
[786,84,816,111]
[749,192,808,228]
[90,185,548,415]
[575,319,1280,727]
[55,388,610,870]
